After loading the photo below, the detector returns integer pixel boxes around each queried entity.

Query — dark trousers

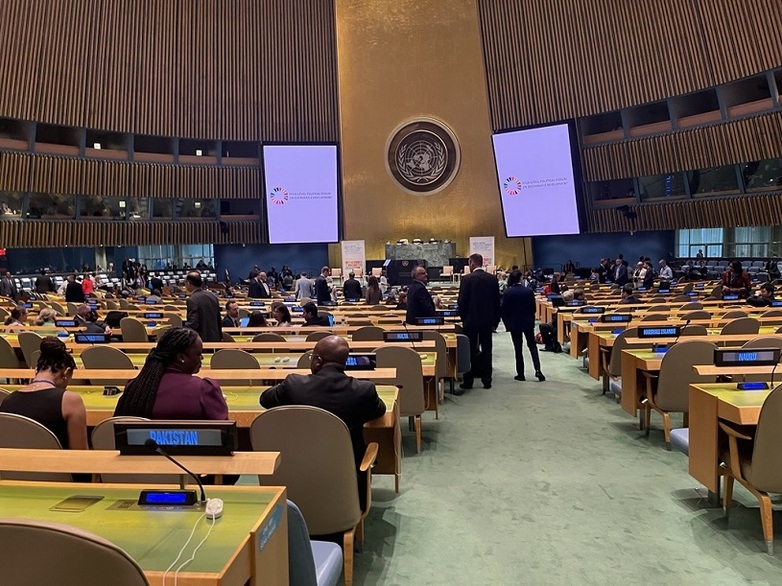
[464,326,494,385]
[510,328,541,376]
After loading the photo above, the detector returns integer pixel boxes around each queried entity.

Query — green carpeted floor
[353,327,782,585]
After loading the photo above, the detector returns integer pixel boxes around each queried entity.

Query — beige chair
[0,307,8,320]
[486,265,496,274]
[439,265,455,282]
[118,298,132,310]
[371,267,382,278]
[671,294,692,302]
[66,302,80,316]
[722,310,748,319]
[250,406,378,586]
[49,301,67,314]
[680,302,704,311]
[374,345,426,453]
[221,331,235,342]
[641,313,668,322]
[81,346,136,386]
[681,282,694,294]
[18,331,43,368]
[104,299,119,310]
[0,388,10,405]
[297,352,314,369]
[306,331,333,342]
[0,337,20,369]
[681,310,710,321]
[720,317,760,335]
[91,416,180,485]
[600,327,638,397]
[253,332,286,342]
[210,348,261,386]
[422,330,448,415]
[645,305,669,312]
[680,324,708,336]
[331,268,342,282]
[720,384,782,554]
[164,312,183,327]
[0,413,71,481]
[709,284,723,298]
[642,340,717,448]
[741,336,782,351]
[347,319,374,327]
[119,317,149,342]
[0,518,148,585]
[353,268,363,280]
[760,309,782,318]
[351,326,385,342]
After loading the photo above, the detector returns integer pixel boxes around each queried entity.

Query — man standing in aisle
[502,270,545,382]
[185,271,222,342]
[458,254,500,390]
[406,265,437,324]
[315,266,331,305]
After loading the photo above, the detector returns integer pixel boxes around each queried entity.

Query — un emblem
[386,119,460,195]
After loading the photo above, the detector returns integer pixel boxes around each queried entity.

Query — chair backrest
[0,307,9,320]
[641,313,668,322]
[287,499,341,586]
[721,310,748,319]
[740,335,782,351]
[119,317,149,342]
[760,309,782,318]
[680,302,703,311]
[81,346,135,386]
[351,326,385,341]
[0,413,71,481]
[720,317,760,335]
[252,332,286,342]
[164,312,183,327]
[297,352,313,369]
[49,301,67,314]
[442,266,454,276]
[645,305,669,312]
[91,416,180,484]
[0,388,10,405]
[463,265,471,275]
[656,340,717,413]
[305,331,333,342]
[221,332,235,342]
[709,284,723,299]
[681,282,694,293]
[422,330,448,380]
[748,384,782,492]
[607,327,638,377]
[250,407,361,535]
[210,349,260,386]
[17,331,43,368]
[66,302,80,316]
[0,336,20,368]
[671,295,691,302]
[679,324,708,337]
[104,299,119,310]
[681,310,710,321]
[0,519,149,586]
[374,345,425,417]
[331,268,342,278]
[371,267,382,277]
[456,333,471,375]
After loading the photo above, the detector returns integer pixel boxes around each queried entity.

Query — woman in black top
[0,337,87,449]
[765,259,781,282]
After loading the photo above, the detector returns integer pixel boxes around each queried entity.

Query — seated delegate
[114,327,227,420]
[0,336,88,449]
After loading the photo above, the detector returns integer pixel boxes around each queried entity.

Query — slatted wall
[0,0,339,141]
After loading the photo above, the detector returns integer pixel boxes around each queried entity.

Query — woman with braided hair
[0,336,87,449]
[114,327,227,420]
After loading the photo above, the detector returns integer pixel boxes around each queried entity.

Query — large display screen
[262,144,339,244]
[492,122,583,237]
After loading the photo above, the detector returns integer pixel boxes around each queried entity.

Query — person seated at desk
[395,291,408,310]
[34,308,58,326]
[3,305,28,327]
[272,303,293,327]
[764,259,781,282]
[342,272,363,300]
[247,310,268,327]
[222,300,240,328]
[114,327,227,420]
[259,335,386,507]
[746,283,776,307]
[0,336,87,449]
[74,304,110,334]
[146,288,163,304]
[619,284,640,304]
[301,302,330,327]
[722,261,752,299]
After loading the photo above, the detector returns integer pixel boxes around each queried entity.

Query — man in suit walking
[315,266,331,305]
[501,270,545,382]
[259,335,386,507]
[185,271,222,342]
[405,265,436,324]
[458,254,501,389]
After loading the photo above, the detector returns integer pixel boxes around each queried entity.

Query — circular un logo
[503,176,522,196]
[269,187,288,205]
[386,119,460,195]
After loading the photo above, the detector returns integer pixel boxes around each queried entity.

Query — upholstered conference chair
[720,317,760,335]
[210,348,261,386]
[0,413,71,481]
[287,500,343,586]
[720,384,782,554]
[600,327,638,398]
[251,406,378,586]
[350,326,385,342]
[119,317,149,342]
[0,519,148,585]
[81,346,135,386]
[642,340,717,449]
[374,345,426,453]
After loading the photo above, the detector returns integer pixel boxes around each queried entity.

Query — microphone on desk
[144,438,207,504]
[671,319,690,347]
[402,320,418,351]
[770,357,781,388]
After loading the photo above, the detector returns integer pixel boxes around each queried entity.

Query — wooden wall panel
[0,220,264,248]
[479,0,782,129]
[589,193,782,232]
[0,0,339,141]
[583,111,782,180]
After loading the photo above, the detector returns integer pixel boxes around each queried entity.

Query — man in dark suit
[342,272,363,300]
[302,302,331,327]
[34,270,56,294]
[405,265,436,324]
[0,271,18,301]
[148,273,165,293]
[222,300,240,328]
[501,270,545,382]
[185,271,222,342]
[611,258,629,286]
[458,253,501,389]
[64,274,85,303]
[259,335,386,507]
[248,272,271,298]
[315,266,331,305]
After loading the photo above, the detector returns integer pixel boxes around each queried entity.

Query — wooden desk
[689,383,767,493]
[619,349,663,416]
[692,365,775,377]
[0,481,288,585]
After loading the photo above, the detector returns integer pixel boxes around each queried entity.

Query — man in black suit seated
[458,253,501,390]
[148,273,165,293]
[619,284,640,304]
[405,265,436,324]
[342,272,363,300]
[301,302,331,327]
[746,283,775,307]
[222,300,240,328]
[259,335,386,507]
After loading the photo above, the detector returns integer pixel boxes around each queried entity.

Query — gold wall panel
[335,0,531,269]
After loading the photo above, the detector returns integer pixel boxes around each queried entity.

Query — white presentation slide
[262,144,339,244]
[492,123,581,237]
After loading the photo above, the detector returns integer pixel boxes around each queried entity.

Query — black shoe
[452,387,465,396]
[535,371,546,382]
[459,383,473,390]
[482,381,492,389]
[514,375,526,381]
